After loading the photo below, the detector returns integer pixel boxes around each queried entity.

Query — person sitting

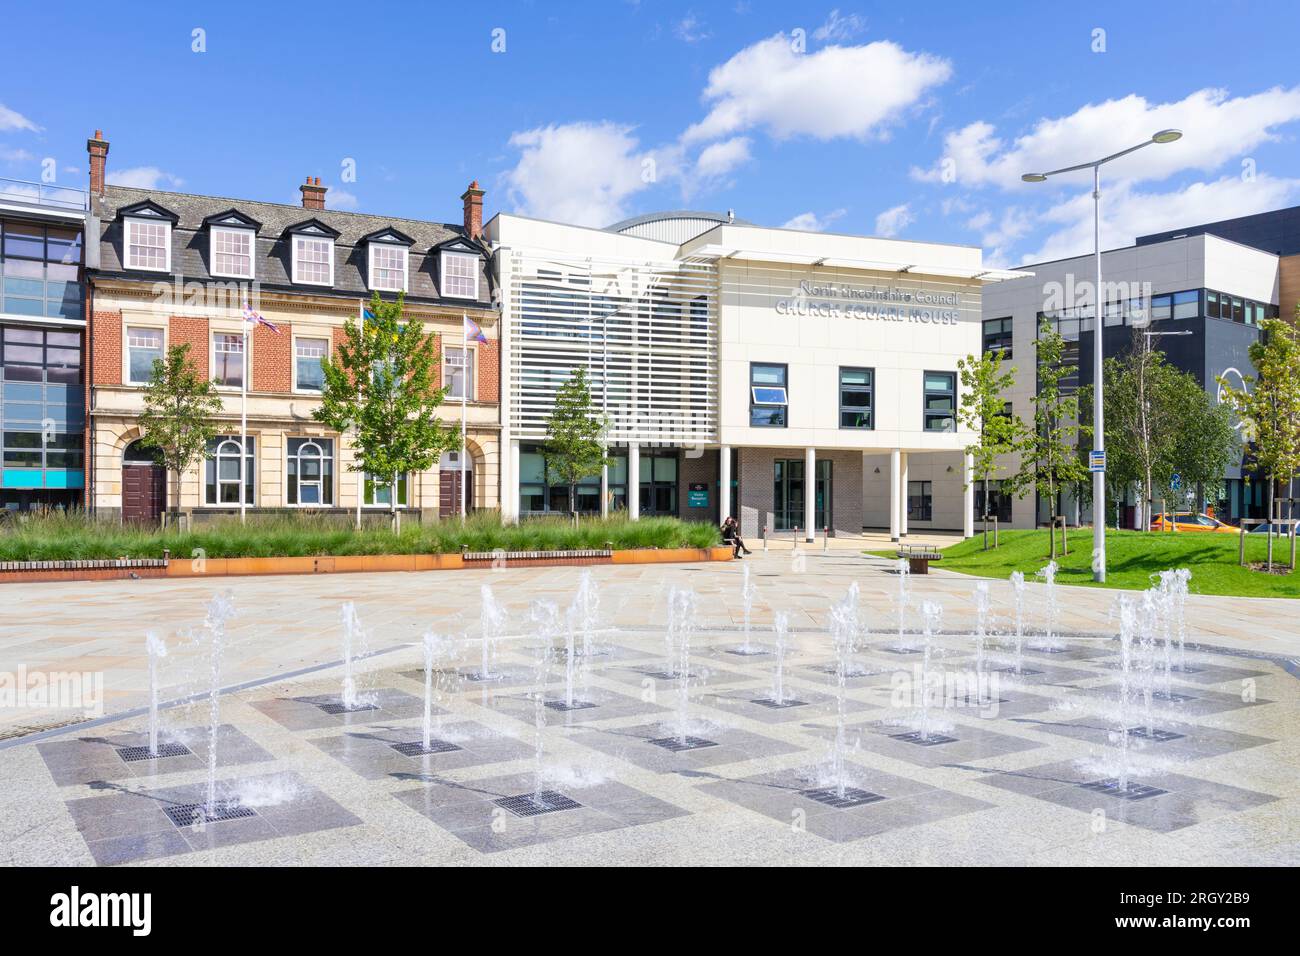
[721,516,752,558]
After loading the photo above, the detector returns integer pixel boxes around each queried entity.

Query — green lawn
[0,512,720,561]
[872,528,1300,598]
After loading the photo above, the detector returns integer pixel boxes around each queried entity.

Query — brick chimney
[300,176,327,210]
[461,180,484,240]
[87,130,110,196]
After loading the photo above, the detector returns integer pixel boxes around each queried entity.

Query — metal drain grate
[1078,779,1168,800]
[494,790,582,817]
[163,801,257,828]
[648,735,718,752]
[750,697,808,709]
[390,739,463,756]
[117,742,192,763]
[1126,727,1185,742]
[1152,691,1195,703]
[314,701,380,716]
[800,786,886,809]
[640,669,693,682]
[544,699,598,712]
[889,731,958,747]
[809,663,873,678]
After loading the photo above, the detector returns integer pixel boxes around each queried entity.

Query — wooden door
[122,464,166,525]
[439,467,473,518]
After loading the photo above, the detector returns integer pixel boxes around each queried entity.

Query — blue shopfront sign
[687,482,709,508]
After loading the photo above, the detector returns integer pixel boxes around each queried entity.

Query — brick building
[84,132,499,523]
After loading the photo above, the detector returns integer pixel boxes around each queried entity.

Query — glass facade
[773,458,831,531]
[1,324,84,503]
[519,443,633,515]
[1,219,82,321]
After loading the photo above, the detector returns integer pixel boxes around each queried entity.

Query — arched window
[123,440,159,465]
[287,437,333,505]
[204,436,254,505]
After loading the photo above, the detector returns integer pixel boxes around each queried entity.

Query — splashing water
[145,631,167,757]
[894,558,911,646]
[1137,590,1158,735]
[203,591,237,817]
[1115,596,1137,792]
[1010,571,1026,673]
[420,631,457,748]
[529,601,561,802]
[1035,561,1061,648]
[668,588,699,746]
[827,597,856,797]
[571,570,601,691]
[918,601,943,741]
[738,564,758,653]
[770,611,791,705]
[973,582,990,699]
[339,602,369,710]
[479,584,508,681]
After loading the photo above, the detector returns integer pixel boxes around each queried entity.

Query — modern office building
[83,132,498,523]
[0,175,89,511]
[487,211,1027,539]
[984,226,1287,528]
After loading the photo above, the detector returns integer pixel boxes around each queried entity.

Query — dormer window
[125,217,170,272]
[211,226,255,279]
[369,244,408,292]
[293,235,334,286]
[441,251,479,299]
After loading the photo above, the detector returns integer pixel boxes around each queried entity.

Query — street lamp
[1022,129,1182,582]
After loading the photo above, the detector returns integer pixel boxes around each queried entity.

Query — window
[211,332,244,388]
[923,371,956,432]
[443,346,475,399]
[1172,290,1198,320]
[286,437,334,505]
[0,220,83,320]
[364,472,408,507]
[124,218,170,271]
[368,243,408,292]
[294,337,328,392]
[518,445,628,515]
[441,251,479,299]
[750,363,788,427]
[292,236,333,285]
[1150,294,1172,322]
[982,317,1013,359]
[126,327,163,384]
[839,367,874,429]
[908,480,933,521]
[211,227,255,279]
[975,479,1012,522]
[204,436,254,505]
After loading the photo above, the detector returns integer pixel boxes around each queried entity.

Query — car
[1149,512,1237,533]
[1247,521,1296,535]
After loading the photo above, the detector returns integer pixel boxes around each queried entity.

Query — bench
[896,545,943,574]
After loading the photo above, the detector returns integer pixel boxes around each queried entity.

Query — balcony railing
[0,178,88,212]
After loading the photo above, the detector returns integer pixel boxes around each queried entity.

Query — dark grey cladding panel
[92,185,492,307]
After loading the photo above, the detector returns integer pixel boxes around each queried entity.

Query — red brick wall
[91,310,122,384]
[476,338,499,403]
[253,321,292,392]
[170,316,209,379]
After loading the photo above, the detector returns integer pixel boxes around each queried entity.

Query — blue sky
[3,0,1300,266]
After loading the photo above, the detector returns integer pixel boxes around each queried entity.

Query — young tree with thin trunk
[1217,315,1300,570]
[541,367,609,521]
[136,343,223,526]
[957,348,1026,548]
[314,293,459,533]
[1006,317,1091,559]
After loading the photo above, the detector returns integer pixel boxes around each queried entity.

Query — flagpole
[355,299,364,530]
[239,323,248,525]
[460,315,468,519]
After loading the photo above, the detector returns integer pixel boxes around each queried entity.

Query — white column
[963,452,975,539]
[899,451,909,538]
[600,463,609,520]
[889,448,901,542]
[718,445,731,524]
[804,446,816,543]
[628,444,640,520]
[504,439,520,523]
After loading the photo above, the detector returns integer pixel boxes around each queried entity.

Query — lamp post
[1022,128,1182,582]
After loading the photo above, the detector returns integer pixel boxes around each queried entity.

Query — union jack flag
[242,301,281,333]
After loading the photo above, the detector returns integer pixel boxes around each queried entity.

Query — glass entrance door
[773,459,831,530]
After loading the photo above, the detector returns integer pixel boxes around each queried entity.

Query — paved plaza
[0,550,1296,866]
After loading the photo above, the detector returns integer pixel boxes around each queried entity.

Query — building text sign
[775,280,963,325]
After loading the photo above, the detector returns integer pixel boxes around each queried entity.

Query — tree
[541,367,609,519]
[1217,315,1300,569]
[314,293,460,532]
[957,348,1027,548]
[1006,317,1090,559]
[136,343,223,524]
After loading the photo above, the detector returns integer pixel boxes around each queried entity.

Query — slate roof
[91,185,493,308]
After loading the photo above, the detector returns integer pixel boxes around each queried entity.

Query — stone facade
[737,447,864,539]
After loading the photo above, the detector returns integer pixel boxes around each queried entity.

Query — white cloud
[107,166,185,190]
[874,202,914,237]
[971,207,1034,267]
[0,146,35,164]
[693,136,751,179]
[504,121,659,227]
[813,9,868,42]
[782,208,847,232]
[683,35,951,144]
[674,14,711,44]
[0,104,39,133]
[914,86,1300,189]
[1020,174,1300,265]
[326,186,358,210]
